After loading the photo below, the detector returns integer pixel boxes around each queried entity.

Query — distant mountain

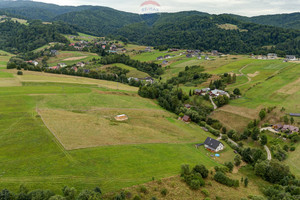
[0,1,300,56]
[0,1,94,21]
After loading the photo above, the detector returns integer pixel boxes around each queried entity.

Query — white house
[204,137,224,152]
[286,55,297,61]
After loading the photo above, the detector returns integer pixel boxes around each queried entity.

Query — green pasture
[0,80,228,194]
[47,51,99,67]
[106,63,149,78]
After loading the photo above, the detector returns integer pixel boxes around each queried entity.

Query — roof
[204,137,222,150]
[286,55,296,59]
[182,115,190,122]
[290,113,300,117]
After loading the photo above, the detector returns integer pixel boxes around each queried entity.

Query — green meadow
[46,51,98,67]
[0,69,230,194]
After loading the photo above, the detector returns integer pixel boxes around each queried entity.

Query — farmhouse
[267,53,278,59]
[186,54,193,58]
[182,115,191,123]
[286,55,297,61]
[281,125,299,134]
[164,55,171,59]
[76,62,85,67]
[184,104,192,109]
[128,77,140,82]
[50,50,58,56]
[204,137,224,152]
[58,63,67,68]
[162,60,168,65]
[145,47,152,52]
[210,89,229,97]
[273,124,299,134]
[205,55,210,60]
[114,114,128,121]
[156,56,163,60]
[211,50,219,56]
[195,88,210,95]
[144,77,154,84]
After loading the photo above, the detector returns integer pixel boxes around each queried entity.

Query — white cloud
[33,0,300,16]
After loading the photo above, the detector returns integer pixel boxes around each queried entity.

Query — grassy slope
[103,63,150,78]
[46,51,98,67]
[0,69,233,194]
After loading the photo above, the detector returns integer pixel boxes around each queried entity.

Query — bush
[193,165,209,178]
[133,195,141,200]
[290,146,296,151]
[160,188,168,196]
[17,70,23,75]
[224,162,234,173]
[214,172,239,187]
[201,189,209,197]
[139,186,147,194]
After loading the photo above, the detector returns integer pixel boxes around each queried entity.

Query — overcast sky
[33,0,300,17]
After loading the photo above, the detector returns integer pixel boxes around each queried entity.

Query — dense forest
[0,20,77,53]
[1,2,300,55]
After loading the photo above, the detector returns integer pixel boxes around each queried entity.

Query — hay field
[46,51,98,67]
[37,90,212,149]
[3,69,138,91]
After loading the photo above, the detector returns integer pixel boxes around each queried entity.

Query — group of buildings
[272,124,299,134]
[253,53,298,61]
[195,88,229,98]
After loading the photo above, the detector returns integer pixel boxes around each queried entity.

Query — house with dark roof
[286,55,297,61]
[204,137,224,152]
[156,56,163,60]
[184,104,192,109]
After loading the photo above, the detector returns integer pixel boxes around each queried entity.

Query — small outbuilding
[182,115,191,123]
[114,114,128,121]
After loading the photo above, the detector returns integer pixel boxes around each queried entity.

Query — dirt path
[227,65,251,89]
[209,96,217,110]
[264,145,272,160]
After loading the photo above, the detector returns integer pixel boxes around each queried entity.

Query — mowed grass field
[46,51,98,67]
[101,63,150,78]
[0,69,232,193]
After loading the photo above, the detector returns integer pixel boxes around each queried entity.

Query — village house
[267,53,278,59]
[273,124,299,134]
[128,77,140,82]
[195,88,210,96]
[211,50,219,56]
[169,48,179,52]
[156,56,163,61]
[58,63,67,68]
[32,61,39,66]
[182,115,191,123]
[71,66,78,72]
[197,56,202,60]
[204,137,224,152]
[205,55,210,60]
[164,55,171,59]
[50,50,58,56]
[76,62,85,67]
[145,47,152,52]
[210,89,229,97]
[144,77,154,84]
[186,54,193,58]
[162,60,168,65]
[286,55,297,61]
[184,104,192,109]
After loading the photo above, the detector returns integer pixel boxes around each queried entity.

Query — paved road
[217,133,239,147]
[260,127,279,134]
[264,145,272,160]
[209,96,217,110]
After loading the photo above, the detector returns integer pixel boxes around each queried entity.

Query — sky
[33,0,300,17]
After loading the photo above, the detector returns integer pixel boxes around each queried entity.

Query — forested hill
[0,20,76,53]
[228,12,300,30]
[0,1,94,21]
[115,14,300,56]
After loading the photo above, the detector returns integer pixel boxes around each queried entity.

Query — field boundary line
[36,106,75,162]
